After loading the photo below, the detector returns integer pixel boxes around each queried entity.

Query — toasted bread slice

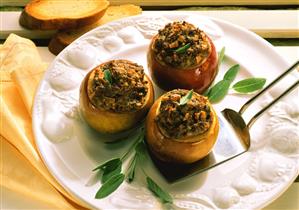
[48,4,142,55]
[19,0,109,30]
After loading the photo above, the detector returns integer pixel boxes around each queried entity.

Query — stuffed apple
[147,21,218,94]
[80,59,154,135]
[146,89,219,164]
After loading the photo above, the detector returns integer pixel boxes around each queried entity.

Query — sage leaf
[135,140,146,154]
[121,129,145,161]
[95,173,125,199]
[223,64,240,83]
[102,162,122,183]
[179,89,193,105]
[202,88,210,97]
[206,63,239,102]
[207,80,230,103]
[146,177,173,204]
[135,140,147,161]
[92,158,121,172]
[233,78,266,93]
[174,43,191,54]
[103,69,113,84]
[126,153,138,183]
[218,47,225,65]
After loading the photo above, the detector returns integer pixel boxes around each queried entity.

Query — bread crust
[48,34,67,55]
[19,0,109,30]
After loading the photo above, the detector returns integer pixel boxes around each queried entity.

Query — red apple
[147,30,218,94]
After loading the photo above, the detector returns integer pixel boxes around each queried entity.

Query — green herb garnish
[101,161,122,183]
[103,69,113,84]
[174,43,191,54]
[223,64,240,82]
[93,129,144,198]
[95,173,125,199]
[126,154,137,183]
[218,47,225,65]
[207,49,266,103]
[207,64,239,103]
[207,80,230,103]
[93,128,173,205]
[179,89,193,105]
[126,140,147,183]
[146,176,173,204]
[92,158,121,172]
[121,129,145,161]
[233,78,266,93]
[135,140,147,159]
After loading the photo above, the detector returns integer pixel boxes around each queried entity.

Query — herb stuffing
[153,21,211,68]
[156,89,213,139]
[88,60,148,112]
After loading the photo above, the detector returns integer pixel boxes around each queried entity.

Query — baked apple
[146,89,219,164]
[80,59,154,135]
[147,21,218,94]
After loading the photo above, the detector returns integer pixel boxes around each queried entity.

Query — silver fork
[222,60,299,152]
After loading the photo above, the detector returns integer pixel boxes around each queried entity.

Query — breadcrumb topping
[152,21,211,69]
[88,60,148,112]
[155,89,213,139]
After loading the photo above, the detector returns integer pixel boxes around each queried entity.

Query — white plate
[32,13,299,209]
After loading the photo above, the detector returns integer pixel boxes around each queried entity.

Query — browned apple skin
[147,36,218,94]
[145,96,219,164]
[79,70,154,135]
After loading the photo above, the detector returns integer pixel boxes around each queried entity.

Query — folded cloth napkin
[0,34,86,209]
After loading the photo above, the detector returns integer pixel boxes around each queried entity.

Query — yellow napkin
[0,34,86,209]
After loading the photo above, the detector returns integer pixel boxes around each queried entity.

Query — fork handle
[239,60,299,115]
[247,79,299,128]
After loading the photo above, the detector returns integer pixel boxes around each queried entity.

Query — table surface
[1,7,298,210]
